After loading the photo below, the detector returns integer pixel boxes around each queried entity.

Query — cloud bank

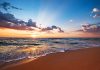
[0,2,64,33]
[81,23,100,33]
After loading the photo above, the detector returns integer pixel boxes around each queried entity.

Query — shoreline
[0,47,91,69]
[1,47,100,70]
[0,58,35,70]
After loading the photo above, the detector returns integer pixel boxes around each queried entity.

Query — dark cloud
[0,10,64,32]
[0,11,64,33]
[27,19,37,27]
[0,12,17,23]
[78,23,100,33]
[0,11,36,30]
[0,2,22,11]
[41,25,64,33]
[11,6,22,10]
[0,2,64,33]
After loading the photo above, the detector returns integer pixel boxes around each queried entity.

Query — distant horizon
[0,36,100,39]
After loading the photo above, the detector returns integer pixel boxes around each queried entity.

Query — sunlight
[36,11,54,27]
[36,9,61,27]
[31,34,39,38]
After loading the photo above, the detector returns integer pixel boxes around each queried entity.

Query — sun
[31,34,39,38]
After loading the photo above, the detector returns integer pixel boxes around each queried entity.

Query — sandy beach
[1,47,100,70]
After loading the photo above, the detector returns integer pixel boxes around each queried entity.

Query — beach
[1,47,100,70]
[0,0,100,70]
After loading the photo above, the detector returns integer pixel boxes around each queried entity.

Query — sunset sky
[0,0,100,38]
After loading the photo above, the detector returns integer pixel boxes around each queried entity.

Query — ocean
[0,38,100,62]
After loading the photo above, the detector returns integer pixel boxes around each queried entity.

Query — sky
[0,0,100,38]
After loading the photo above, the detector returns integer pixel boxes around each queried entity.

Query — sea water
[0,38,100,62]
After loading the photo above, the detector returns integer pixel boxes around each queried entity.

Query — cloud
[92,8,100,13]
[76,8,100,34]
[0,9,64,33]
[41,25,64,33]
[27,19,37,27]
[0,11,37,30]
[0,12,17,22]
[0,11,64,33]
[78,23,100,33]
[93,14,100,18]
[0,2,22,11]
[0,2,64,33]
[92,8,100,18]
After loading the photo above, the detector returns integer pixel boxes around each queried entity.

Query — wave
[0,38,100,62]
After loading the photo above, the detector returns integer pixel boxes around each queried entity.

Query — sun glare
[36,9,61,27]
[31,34,39,38]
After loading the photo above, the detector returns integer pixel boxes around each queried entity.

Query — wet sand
[1,47,100,70]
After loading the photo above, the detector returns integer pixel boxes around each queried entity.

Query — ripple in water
[0,38,100,62]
